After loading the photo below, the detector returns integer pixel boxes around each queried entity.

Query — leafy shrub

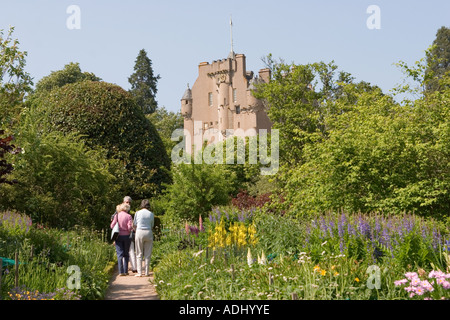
[231,190,272,210]
[30,80,171,199]
[163,160,236,222]
[0,108,117,229]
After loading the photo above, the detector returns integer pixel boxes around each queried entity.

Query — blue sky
[1,0,449,113]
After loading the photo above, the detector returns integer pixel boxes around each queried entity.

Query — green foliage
[33,62,101,95]
[425,26,450,93]
[253,211,305,257]
[30,80,171,199]
[0,221,116,300]
[0,26,33,129]
[284,73,449,217]
[146,106,183,158]
[0,107,118,229]
[128,49,161,114]
[153,207,450,300]
[163,156,237,222]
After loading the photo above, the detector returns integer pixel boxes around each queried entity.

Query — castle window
[238,122,240,128]
[236,106,241,114]
[208,92,213,106]
[233,89,237,103]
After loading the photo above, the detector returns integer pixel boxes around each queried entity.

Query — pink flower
[394,279,408,286]
[405,272,418,280]
[429,270,445,279]
[404,286,414,292]
[441,281,450,289]
[420,280,434,292]
[411,277,421,286]
[414,286,425,296]
[199,215,204,232]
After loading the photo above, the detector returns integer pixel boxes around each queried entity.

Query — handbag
[111,214,120,241]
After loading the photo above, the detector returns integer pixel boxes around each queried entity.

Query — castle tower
[180,19,272,156]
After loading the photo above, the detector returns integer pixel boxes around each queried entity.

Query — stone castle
[180,49,272,155]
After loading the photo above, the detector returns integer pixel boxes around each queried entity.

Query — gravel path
[104,263,159,300]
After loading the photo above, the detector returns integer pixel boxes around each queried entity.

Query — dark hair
[140,199,150,209]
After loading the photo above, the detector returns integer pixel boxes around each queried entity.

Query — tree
[146,106,183,157]
[426,26,450,93]
[31,80,171,199]
[254,59,375,168]
[33,62,100,95]
[163,152,236,222]
[0,107,118,229]
[0,130,20,185]
[284,72,449,218]
[128,49,160,114]
[0,26,33,128]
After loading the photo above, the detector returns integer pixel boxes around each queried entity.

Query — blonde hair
[118,203,130,213]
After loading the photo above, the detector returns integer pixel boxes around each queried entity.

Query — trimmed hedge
[34,80,171,198]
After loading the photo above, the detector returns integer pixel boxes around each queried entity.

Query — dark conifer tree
[128,49,161,114]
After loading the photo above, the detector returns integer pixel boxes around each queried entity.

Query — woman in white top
[133,199,154,276]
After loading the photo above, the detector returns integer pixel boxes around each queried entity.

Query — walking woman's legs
[115,237,125,274]
[135,230,144,276]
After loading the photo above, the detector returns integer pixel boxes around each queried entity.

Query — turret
[181,84,192,119]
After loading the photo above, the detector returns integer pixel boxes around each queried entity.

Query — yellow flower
[355,277,360,282]
[334,272,339,276]
[320,269,326,276]
[313,265,320,272]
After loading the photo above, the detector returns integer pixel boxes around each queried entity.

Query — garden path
[104,263,159,300]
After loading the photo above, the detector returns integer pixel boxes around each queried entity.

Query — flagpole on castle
[230,15,234,55]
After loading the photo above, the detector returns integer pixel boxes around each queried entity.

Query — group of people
[110,196,154,277]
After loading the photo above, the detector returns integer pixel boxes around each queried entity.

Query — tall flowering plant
[0,211,32,237]
[208,218,258,250]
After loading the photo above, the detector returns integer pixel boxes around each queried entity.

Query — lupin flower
[247,247,253,267]
[199,215,204,232]
[259,250,267,265]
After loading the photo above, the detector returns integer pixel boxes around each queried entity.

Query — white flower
[247,247,253,267]
[193,250,204,257]
[260,250,267,265]
[184,285,192,289]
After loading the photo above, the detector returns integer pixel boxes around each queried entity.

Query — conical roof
[181,84,192,100]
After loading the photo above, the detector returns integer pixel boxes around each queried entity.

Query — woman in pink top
[110,203,133,276]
